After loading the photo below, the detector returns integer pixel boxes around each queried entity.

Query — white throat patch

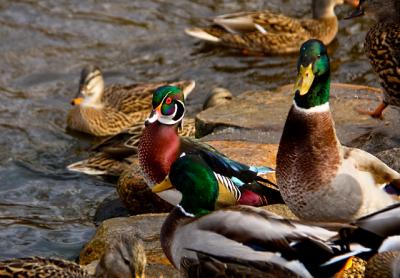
[293,101,330,114]
[177,205,195,218]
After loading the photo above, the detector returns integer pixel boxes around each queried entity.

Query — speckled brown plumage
[365,22,400,107]
[365,251,400,278]
[0,257,90,278]
[185,0,354,54]
[195,16,338,54]
[276,106,341,219]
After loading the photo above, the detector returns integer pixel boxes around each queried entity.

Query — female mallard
[0,234,146,278]
[276,39,400,222]
[66,65,195,136]
[185,0,357,55]
[152,153,400,277]
[346,0,400,119]
[138,85,282,208]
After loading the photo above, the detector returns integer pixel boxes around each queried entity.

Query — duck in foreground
[0,234,146,278]
[276,39,400,222]
[185,0,357,55]
[138,85,283,208]
[66,65,195,136]
[346,0,400,119]
[152,153,400,277]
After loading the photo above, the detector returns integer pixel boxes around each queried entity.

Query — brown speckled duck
[276,39,400,222]
[66,65,195,136]
[0,234,146,278]
[346,0,400,119]
[185,0,357,55]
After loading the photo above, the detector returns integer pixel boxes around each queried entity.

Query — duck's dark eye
[317,55,321,58]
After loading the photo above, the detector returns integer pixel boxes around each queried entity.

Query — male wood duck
[276,39,400,222]
[138,85,282,207]
[185,0,357,55]
[66,65,195,136]
[152,153,400,277]
[0,234,146,278]
[346,0,400,119]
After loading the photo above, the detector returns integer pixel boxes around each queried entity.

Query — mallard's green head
[145,85,186,126]
[152,154,218,217]
[293,39,331,109]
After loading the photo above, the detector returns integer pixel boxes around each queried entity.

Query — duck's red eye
[165,97,172,105]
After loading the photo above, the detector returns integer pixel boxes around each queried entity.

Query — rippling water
[0,0,375,259]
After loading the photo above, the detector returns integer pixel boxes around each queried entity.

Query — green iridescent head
[152,154,218,217]
[293,39,331,109]
[146,86,186,125]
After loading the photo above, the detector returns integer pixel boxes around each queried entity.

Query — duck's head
[152,154,218,217]
[346,0,400,21]
[145,85,186,126]
[312,0,359,19]
[71,65,105,108]
[293,39,331,110]
[95,234,147,278]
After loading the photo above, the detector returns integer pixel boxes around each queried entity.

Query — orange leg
[355,102,388,120]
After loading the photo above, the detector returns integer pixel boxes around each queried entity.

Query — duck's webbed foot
[355,102,388,120]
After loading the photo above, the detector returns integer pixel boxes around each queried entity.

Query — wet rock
[117,160,174,215]
[196,83,400,150]
[93,192,130,225]
[79,213,179,278]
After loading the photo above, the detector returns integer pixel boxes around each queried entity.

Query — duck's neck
[138,122,181,184]
[160,207,192,268]
[312,0,338,19]
[294,74,330,109]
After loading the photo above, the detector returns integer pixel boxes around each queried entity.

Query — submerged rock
[196,83,400,151]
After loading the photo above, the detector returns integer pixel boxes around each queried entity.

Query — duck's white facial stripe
[177,204,195,218]
[293,101,330,113]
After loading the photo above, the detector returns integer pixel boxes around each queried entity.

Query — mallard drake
[152,153,400,277]
[185,0,357,55]
[0,234,146,278]
[138,85,282,208]
[276,39,400,222]
[66,65,195,136]
[346,0,400,119]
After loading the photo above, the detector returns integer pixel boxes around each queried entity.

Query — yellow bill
[293,64,314,96]
[152,176,174,193]
[70,97,83,106]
